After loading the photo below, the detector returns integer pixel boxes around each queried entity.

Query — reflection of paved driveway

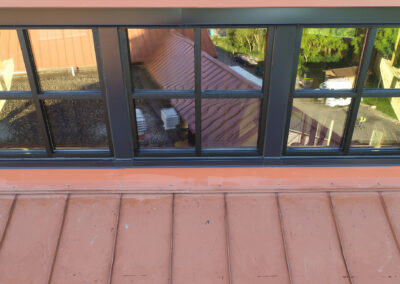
[354,104,400,146]
[293,99,400,146]
[293,99,349,136]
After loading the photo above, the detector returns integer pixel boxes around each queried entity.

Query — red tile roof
[1,188,400,283]
[1,167,400,283]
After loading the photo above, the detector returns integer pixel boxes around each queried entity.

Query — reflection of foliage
[211,28,267,60]
[374,28,399,59]
[298,28,365,76]
[362,97,397,120]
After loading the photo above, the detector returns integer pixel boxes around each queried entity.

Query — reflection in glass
[128,29,194,90]
[287,98,350,148]
[365,28,400,89]
[134,99,194,148]
[201,28,267,90]
[0,30,30,91]
[29,29,100,91]
[202,99,260,148]
[351,97,400,147]
[296,28,366,90]
[0,100,42,149]
[44,100,108,149]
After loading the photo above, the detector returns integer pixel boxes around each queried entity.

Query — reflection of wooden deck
[1,167,400,283]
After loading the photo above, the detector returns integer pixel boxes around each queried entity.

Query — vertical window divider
[118,28,139,153]
[17,28,53,157]
[342,27,377,154]
[194,28,202,156]
[259,27,275,156]
[92,28,115,157]
[96,27,135,159]
[264,26,301,157]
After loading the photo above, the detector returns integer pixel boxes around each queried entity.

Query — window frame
[123,27,271,157]
[0,8,399,166]
[284,26,400,156]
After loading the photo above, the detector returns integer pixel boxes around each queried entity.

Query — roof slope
[1,191,400,283]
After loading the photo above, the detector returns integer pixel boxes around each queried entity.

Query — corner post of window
[258,27,275,155]
[342,27,377,153]
[95,27,135,159]
[263,26,301,157]
[17,28,53,157]
[194,28,202,155]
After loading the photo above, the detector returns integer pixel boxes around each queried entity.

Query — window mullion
[342,27,377,154]
[96,27,135,159]
[17,28,53,157]
[258,27,275,156]
[194,28,202,156]
[264,26,301,157]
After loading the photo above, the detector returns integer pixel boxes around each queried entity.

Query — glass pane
[128,29,194,90]
[296,28,366,90]
[0,100,43,149]
[134,98,195,148]
[202,99,260,148]
[287,98,350,148]
[365,28,400,89]
[29,29,100,91]
[351,97,400,147]
[0,30,30,91]
[44,100,108,149]
[202,28,267,90]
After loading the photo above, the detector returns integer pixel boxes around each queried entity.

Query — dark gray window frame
[123,27,270,157]
[0,8,399,166]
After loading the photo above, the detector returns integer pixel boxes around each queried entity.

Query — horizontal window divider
[201,90,263,99]
[361,89,400,97]
[0,149,46,157]
[38,92,103,99]
[348,147,400,155]
[134,154,263,161]
[136,148,197,157]
[285,147,344,156]
[2,8,400,26]
[0,93,32,99]
[52,149,111,158]
[132,90,195,99]
[201,148,260,156]
[294,90,356,98]
[276,155,400,166]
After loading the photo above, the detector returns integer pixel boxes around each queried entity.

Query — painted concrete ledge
[0,166,399,194]
[1,0,400,8]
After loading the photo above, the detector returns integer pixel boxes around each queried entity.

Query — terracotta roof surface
[1,191,400,283]
[1,167,400,283]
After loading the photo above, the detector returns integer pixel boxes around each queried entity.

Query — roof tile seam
[378,192,400,257]
[47,194,70,284]
[224,193,233,284]
[169,193,175,284]
[0,194,16,253]
[107,193,122,284]
[276,193,294,284]
[328,192,354,284]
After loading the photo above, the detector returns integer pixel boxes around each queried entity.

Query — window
[127,28,268,155]
[352,28,400,149]
[0,28,111,157]
[286,26,400,155]
[0,13,400,165]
